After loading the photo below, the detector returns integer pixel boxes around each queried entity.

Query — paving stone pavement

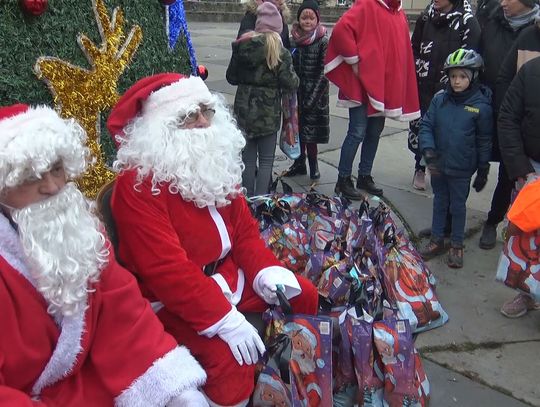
[189,21,540,406]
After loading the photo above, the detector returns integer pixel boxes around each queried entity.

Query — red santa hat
[107,73,214,147]
[284,318,325,368]
[0,104,88,190]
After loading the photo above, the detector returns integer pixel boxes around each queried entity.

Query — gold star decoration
[34,0,143,198]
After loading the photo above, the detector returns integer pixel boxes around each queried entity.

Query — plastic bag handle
[276,285,293,315]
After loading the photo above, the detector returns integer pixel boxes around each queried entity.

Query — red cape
[324,0,420,121]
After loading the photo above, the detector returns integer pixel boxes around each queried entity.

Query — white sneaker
[413,169,426,190]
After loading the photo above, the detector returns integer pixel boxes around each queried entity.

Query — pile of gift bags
[248,188,448,406]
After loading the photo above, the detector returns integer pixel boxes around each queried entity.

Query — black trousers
[486,161,513,225]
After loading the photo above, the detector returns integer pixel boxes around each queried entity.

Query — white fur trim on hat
[0,105,89,190]
[142,76,214,120]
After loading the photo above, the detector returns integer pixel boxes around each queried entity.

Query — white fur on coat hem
[115,346,207,407]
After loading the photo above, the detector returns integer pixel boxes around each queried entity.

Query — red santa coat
[111,170,294,334]
[0,214,206,406]
[324,0,420,121]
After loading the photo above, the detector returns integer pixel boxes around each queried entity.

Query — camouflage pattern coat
[226,34,299,140]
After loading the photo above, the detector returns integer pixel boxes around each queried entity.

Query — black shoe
[283,157,307,177]
[335,176,365,200]
[356,175,383,196]
[308,157,320,180]
[479,222,497,250]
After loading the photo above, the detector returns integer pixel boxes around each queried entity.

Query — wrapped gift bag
[496,231,540,302]
[280,92,301,160]
[257,290,333,407]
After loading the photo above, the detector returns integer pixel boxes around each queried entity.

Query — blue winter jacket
[419,84,493,177]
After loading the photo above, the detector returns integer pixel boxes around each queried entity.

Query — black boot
[335,176,365,200]
[283,157,307,177]
[308,156,320,180]
[356,175,383,196]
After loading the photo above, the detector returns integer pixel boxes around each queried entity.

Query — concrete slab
[415,243,540,349]
[424,342,540,406]
[423,359,531,407]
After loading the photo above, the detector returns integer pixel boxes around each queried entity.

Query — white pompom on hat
[0,104,88,190]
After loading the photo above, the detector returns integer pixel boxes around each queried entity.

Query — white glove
[167,389,209,407]
[217,310,265,366]
[253,266,302,305]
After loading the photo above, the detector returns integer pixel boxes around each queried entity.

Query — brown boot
[447,245,464,268]
[419,238,445,260]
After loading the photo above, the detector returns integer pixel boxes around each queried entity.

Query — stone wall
[184,1,424,25]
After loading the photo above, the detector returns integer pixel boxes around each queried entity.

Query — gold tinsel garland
[34,0,142,198]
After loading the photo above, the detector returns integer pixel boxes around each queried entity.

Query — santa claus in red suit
[0,104,208,406]
[107,73,319,407]
[323,0,420,199]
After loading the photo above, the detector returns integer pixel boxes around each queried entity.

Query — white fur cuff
[115,346,207,407]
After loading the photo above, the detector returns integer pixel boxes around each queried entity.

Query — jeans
[431,173,471,246]
[242,133,277,197]
[338,105,386,177]
[486,161,513,225]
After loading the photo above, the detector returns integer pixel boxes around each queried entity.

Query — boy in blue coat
[419,48,493,268]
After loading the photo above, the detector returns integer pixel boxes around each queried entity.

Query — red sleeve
[111,172,232,332]
[0,386,46,406]
[229,197,283,281]
[329,10,361,60]
[86,259,206,404]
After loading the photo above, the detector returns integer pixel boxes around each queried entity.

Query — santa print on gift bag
[283,316,333,406]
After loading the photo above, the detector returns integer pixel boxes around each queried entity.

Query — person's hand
[254,266,302,305]
[472,167,489,192]
[167,389,208,407]
[217,310,265,366]
[423,149,439,176]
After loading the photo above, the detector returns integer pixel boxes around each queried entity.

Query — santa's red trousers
[158,275,318,406]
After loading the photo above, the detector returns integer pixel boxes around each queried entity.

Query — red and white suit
[0,213,206,406]
[324,0,420,121]
[111,170,319,405]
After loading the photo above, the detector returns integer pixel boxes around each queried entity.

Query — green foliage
[0,0,191,161]
[0,0,191,105]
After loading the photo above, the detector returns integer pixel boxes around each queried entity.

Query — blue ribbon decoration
[168,1,198,76]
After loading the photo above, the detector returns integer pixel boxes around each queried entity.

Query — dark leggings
[300,141,318,159]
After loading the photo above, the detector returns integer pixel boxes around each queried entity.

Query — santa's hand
[253,266,302,305]
[217,310,265,366]
[167,389,208,406]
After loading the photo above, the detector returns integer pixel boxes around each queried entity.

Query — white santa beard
[115,99,247,208]
[12,183,109,317]
[291,348,316,375]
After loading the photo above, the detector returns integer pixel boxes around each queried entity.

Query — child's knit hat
[297,0,320,23]
[255,2,283,34]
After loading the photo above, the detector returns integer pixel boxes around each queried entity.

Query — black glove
[423,148,439,176]
[472,166,489,192]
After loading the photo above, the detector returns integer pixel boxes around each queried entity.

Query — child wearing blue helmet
[418,48,493,268]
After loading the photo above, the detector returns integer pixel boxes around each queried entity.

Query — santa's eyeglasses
[178,105,216,127]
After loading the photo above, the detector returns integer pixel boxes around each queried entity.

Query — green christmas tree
[0,0,191,197]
